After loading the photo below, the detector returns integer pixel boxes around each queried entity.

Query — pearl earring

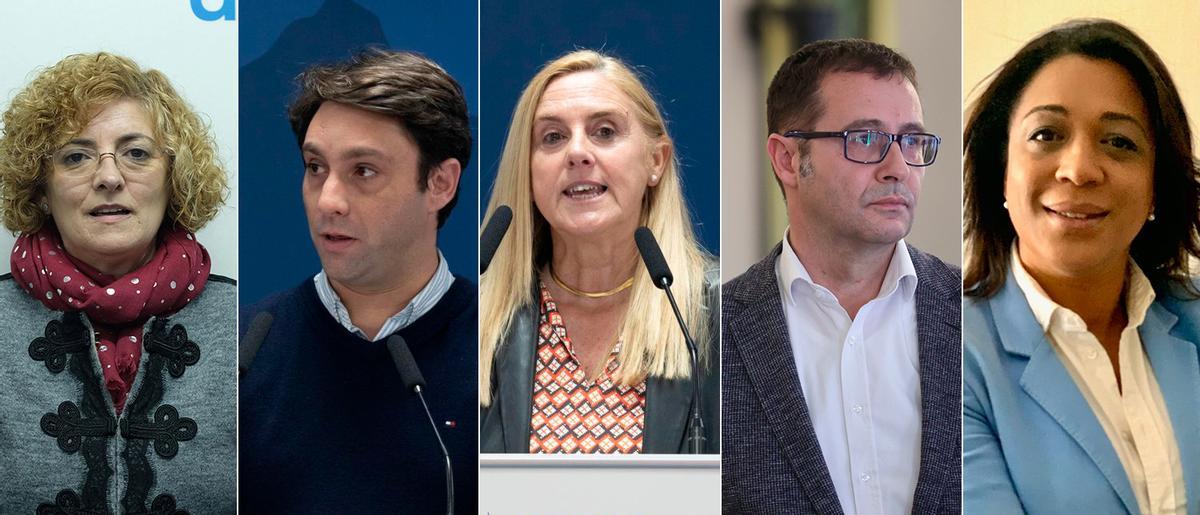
[1002,201,1008,210]
[1148,213,1156,222]
[39,202,49,213]
[650,174,659,184]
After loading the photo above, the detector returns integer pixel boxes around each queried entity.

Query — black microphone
[634,227,706,454]
[635,227,674,288]
[479,205,513,275]
[238,312,273,379]
[386,335,453,515]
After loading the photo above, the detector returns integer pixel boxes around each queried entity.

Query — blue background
[479,0,720,254]
[239,0,478,306]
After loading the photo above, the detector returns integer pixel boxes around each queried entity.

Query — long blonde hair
[480,50,709,405]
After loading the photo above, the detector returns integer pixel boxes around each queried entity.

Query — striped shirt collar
[313,249,454,342]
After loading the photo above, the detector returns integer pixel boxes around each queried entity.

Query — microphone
[386,335,454,515]
[238,312,273,379]
[479,205,513,275]
[634,227,706,454]
[635,227,674,288]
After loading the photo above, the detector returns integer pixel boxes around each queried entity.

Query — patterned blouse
[529,282,647,454]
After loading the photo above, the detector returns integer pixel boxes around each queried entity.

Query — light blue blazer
[964,271,1200,514]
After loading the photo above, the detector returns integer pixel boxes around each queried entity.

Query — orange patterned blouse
[528,282,647,454]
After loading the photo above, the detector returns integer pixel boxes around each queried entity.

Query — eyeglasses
[783,129,941,167]
[47,144,168,176]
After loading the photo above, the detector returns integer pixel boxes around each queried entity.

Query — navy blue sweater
[238,276,478,514]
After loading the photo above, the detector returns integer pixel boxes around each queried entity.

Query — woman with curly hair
[0,52,234,513]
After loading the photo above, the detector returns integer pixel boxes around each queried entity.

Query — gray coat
[721,243,961,514]
[0,274,237,514]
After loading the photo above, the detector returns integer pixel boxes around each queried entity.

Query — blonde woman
[479,50,717,454]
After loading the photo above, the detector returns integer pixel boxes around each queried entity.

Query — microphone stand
[414,385,454,515]
[388,336,454,515]
[657,277,706,454]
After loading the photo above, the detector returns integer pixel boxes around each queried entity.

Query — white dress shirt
[314,249,454,342]
[776,232,922,515]
[1011,249,1186,514]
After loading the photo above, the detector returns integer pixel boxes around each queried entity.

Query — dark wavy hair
[963,19,1199,298]
[288,47,471,228]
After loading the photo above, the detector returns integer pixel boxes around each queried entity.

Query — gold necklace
[550,267,634,298]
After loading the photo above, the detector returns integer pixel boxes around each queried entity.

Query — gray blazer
[721,243,961,514]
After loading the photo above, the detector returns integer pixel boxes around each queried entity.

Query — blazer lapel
[730,245,843,514]
[644,374,691,453]
[992,275,1139,513]
[1140,303,1200,505]
[497,302,537,452]
[909,248,961,514]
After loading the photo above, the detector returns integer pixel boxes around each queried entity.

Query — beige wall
[722,0,963,279]
[892,0,964,270]
[720,0,766,278]
[963,0,1200,152]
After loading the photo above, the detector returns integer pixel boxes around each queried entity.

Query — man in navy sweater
[239,48,477,513]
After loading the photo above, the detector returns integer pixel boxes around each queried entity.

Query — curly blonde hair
[0,52,227,234]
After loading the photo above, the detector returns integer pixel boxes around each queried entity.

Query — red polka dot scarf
[11,225,211,413]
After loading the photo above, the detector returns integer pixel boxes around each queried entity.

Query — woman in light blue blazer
[963,20,1200,514]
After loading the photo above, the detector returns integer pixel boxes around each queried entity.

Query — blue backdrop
[479,0,720,254]
[239,0,478,306]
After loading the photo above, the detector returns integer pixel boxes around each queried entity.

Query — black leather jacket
[480,267,720,454]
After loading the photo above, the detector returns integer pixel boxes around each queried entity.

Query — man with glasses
[722,39,961,514]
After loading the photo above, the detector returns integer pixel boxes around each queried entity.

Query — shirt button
[852,405,864,414]
[1066,316,1085,331]
[860,473,871,482]
[1086,349,1099,359]
[848,336,856,346]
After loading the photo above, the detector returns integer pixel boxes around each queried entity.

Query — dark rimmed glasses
[783,129,941,167]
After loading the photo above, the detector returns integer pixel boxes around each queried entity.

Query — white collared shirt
[776,231,922,515]
[314,249,454,342]
[1011,248,1186,514]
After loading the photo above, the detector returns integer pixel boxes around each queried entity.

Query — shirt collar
[1010,244,1155,333]
[777,227,918,307]
[314,249,454,341]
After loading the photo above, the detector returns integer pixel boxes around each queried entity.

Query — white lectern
[479,453,720,514]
